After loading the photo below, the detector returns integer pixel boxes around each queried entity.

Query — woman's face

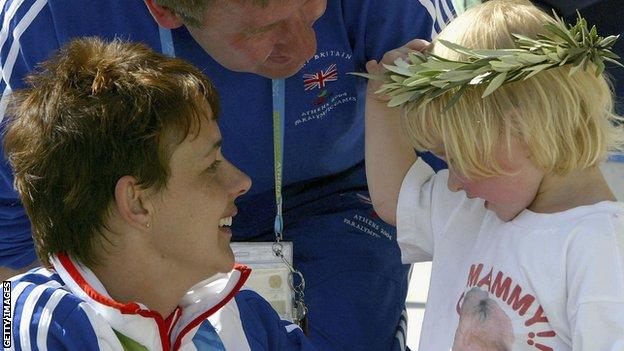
[146,107,251,279]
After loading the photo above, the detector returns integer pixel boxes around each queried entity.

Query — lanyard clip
[274,213,284,241]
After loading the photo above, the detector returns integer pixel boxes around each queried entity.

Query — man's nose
[277,15,317,60]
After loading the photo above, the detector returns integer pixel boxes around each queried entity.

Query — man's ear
[114,176,152,232]
[144,0,184,29]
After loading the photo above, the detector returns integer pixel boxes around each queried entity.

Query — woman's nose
[229,162,252,198]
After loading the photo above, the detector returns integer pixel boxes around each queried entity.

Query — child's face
[434,139,544,222]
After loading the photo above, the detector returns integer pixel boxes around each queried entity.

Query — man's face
[147,106,251,279]
[186,0,327,79]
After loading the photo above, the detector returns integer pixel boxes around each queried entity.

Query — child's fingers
[380,47,409,66]
[380,39,431,66]
[403,38,431,53]
[366,39,430,102]
[366,60,383,75]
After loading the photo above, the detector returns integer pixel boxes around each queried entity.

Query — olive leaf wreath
[355,12,622,108]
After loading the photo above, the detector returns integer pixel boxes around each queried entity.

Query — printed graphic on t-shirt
[453,287,514,351]
[296,50,357,126]
[303,63,338,99]
[454,263,558,351]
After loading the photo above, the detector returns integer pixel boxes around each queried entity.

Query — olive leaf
[352,11,621,110]
[482,72,507,97]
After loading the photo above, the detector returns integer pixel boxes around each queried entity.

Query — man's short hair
[4,37,220,267]
[154,0,272,27]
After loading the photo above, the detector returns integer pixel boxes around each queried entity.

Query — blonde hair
[403,0,624,178]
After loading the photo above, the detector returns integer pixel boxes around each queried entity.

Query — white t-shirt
[397,159,624,351]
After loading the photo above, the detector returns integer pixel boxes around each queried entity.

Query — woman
[4,37,314,351]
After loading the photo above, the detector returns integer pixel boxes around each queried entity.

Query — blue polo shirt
[0,1,453,349]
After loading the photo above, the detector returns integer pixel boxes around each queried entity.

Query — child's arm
[365,40,428,226]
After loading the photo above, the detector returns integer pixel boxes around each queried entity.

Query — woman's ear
[114,176,152,232]
[144,0,184,29]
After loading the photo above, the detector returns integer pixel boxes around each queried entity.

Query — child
[4,37,314,351]
[365,0,624,350]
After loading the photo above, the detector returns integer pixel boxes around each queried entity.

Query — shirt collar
[51,253,251,350]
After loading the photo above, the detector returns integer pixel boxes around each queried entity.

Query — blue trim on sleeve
[12,283,36,351]
[236,290,317,351]
[27,287,55,351]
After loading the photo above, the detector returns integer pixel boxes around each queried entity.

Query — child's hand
[366,39,430,103]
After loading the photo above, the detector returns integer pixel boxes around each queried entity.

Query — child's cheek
[467,181,503,202]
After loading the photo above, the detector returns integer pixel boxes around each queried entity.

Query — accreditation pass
[231,242,294,322]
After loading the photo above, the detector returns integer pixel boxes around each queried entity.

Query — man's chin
[254,62,305,79]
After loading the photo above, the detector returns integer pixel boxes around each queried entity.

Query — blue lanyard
[159,27,176,57]
[271,79,308,330]
[272,79,285,239]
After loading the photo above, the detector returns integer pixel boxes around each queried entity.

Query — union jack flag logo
[303,64,338,91]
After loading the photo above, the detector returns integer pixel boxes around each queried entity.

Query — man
[0,1,454,349]
[4,37,313,350]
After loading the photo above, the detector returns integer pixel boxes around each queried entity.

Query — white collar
[51,253,251,350]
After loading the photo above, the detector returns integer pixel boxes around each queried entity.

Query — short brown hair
[4,37,220,267]
[154,0,272,27]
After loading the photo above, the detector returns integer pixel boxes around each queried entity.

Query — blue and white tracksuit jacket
[5,254,314,350]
